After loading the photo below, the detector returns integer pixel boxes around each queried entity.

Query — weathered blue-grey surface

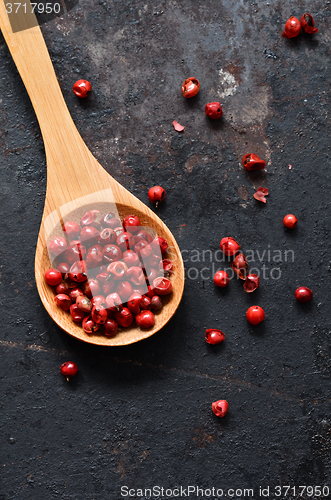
[1,1,331,498]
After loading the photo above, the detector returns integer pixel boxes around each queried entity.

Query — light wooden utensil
[0,1,184,345]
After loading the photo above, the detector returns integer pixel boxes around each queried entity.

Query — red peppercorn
[91,295,106,307]
[243,274,260,293]
[160,259,173,274]
[76,295,92,313]
[122,214,141,233]
[106,261,127,280]
[282,16,301,38]
[64,221,81,240]
[81,279,101,298]
[253,187,269,204]
[70,303,87,323]
[136,310,155,329]
[181,77,200,98]
[122,250,140,267]
[212,400,229,418]
[80,225,99,244]
[205,102,223,120]
[82,315,100,334]
[116,281,133,301]
[205,329,225,345]
[153,277,172,295]
[246,306,265,325]
[151,237,168,255]
[135,229,153,244]
[69,287,84,301]
[96,228,116,246]
[231,253,249,280]
[60,361,78,381]
[116,231,135,251]
[104,319,118,337]
[91,304,108,324]
[126,266,145,286]
[64,242,86,265]
[102,244,122,264]
[106,292,123,312]
[140,296,152,310]
[114,307,133,328]
[141,244,154,262]
[148,186,165,207]
[214,270,230,288]
[55,282,69,295]
[147,268,159,286]
[127,292,143,314]
[134,240,151,257]
[48,237,68,257]
[57,262,70,276]
[73,79,92,98]
[242,153,266,171]
[283,214,298,228]
[295,286,313,303]
[220,237,240,257]
[69,260,87,282]
[301,13,318,34]
[151,295,163,311]
[80,210,99,226]
[86,245,103,268]
[100,213,120,228]
[54,294,71,311]
[44,268,62,286]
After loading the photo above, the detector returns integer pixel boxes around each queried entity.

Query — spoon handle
[0,1,83,159]
[0,0,116,207]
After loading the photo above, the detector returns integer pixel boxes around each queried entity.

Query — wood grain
[0,0,185,345]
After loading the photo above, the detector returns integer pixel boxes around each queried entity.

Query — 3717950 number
[274,485,330,497]
[6,3,61,14]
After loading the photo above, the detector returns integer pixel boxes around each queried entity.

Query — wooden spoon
[0,2,184,346]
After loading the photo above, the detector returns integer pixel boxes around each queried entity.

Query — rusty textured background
[1,0,331,498]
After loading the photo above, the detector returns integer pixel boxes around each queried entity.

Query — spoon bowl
[0,1,184,345]
[36,197,184,346]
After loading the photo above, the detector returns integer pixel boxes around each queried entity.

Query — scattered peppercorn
[181,77,200,98]
[148,186,165,207]
[205,102,223,120]
[73,79,92,98]
[205,329,225,345]
[283,214,298,228]
[295,286,313,303]
[60,361,78,381]
[282,16,301,38]
[212,400,229,418]
[301,13,318,34]
[246,305,265,325]
[242,153,265,171]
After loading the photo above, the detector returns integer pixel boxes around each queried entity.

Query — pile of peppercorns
[45,210,173,337]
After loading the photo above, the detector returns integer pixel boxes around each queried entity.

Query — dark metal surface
[1,0,331,498]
